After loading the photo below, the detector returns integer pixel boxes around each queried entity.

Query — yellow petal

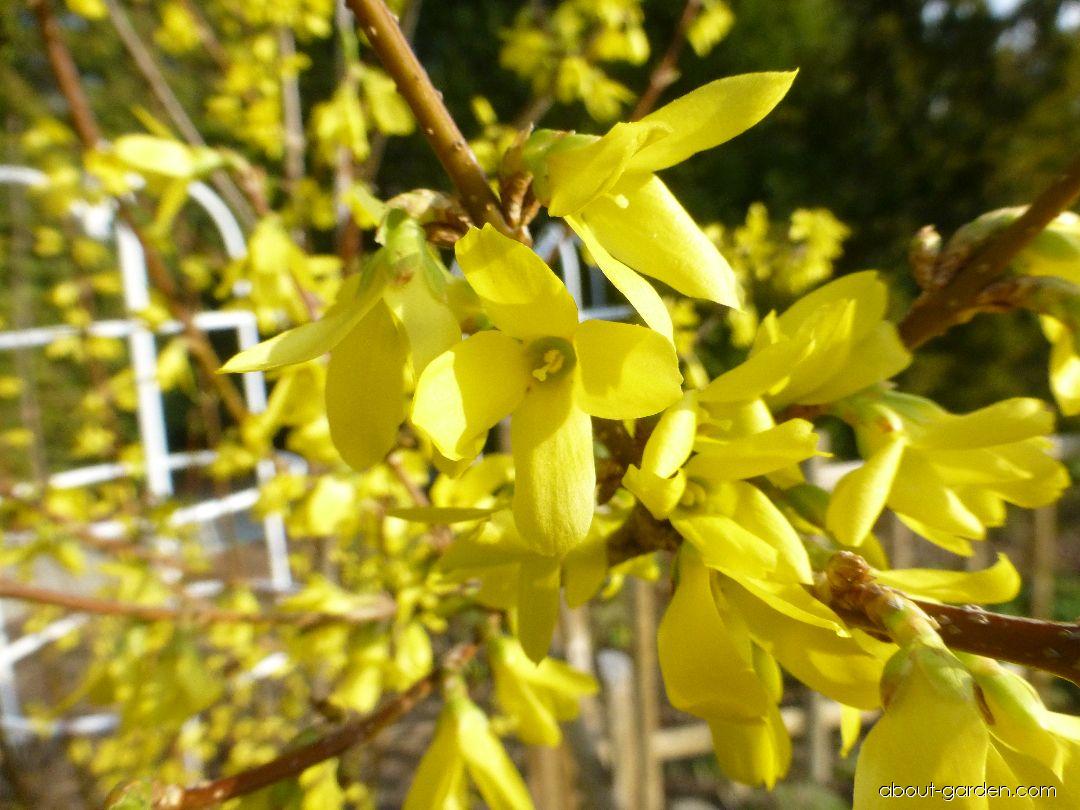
[796,321,911,404]
[825,435,906,546]
[725,579,887,710]
[888,452,985,540]
[775,271,886,344]
[455,225,578,340]
[567,216,674,341]
[403,710,467,810]
[573,320,682,419]
[641,393,698,477]
[221,270,386,372]
[657,548,770,721]
[840,705,864,758]
[412,331,530,460]
[629,71,798,173]
[1044,316,1080,415]
[452,696,535,810]
[511,379,595,556]
[515,555,562,663]
[578,174,740,307]
[697,338,811,404]
[546,121,670,215]
[386,506,498,523]
[914,398,1055,451]
[707,704,791,789]
[875,553,1020,605]
[623,465,687,519]
[687,419,821,482]
[383,271,461,373]
[853,650,989,808]
[672,513,779,582]
[563,536,609,607]
[326,303,406,471]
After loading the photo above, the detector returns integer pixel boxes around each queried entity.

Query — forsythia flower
[487,635,597,746]
[403,689,533,810]
[524,72,797,338]
[411,224,682,556]
[855,642,1080,808]
[827,391,1068,554]
[658,546,791,788]
[696,271,911,411]
[223,210,460,470]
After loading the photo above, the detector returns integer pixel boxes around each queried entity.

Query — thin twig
[344,0,513,235]
[152,642,478,808]
[630,0,702,121]
[0,578,395,628]
[899,153,1080,349]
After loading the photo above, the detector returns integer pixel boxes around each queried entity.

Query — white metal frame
[0,166,294,739]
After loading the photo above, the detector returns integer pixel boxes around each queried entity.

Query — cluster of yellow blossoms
[225,73,1079,805]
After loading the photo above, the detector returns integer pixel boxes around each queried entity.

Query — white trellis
[0,165,294,739]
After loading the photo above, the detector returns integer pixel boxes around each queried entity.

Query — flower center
[679,479,708,509]
[527,337,576,383]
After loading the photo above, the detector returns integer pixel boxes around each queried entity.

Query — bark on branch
[344,0,513,236]
[899,153,1080,348]
[150,643,478,809]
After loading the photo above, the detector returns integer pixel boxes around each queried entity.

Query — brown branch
[344,0,513,236]
[630,0,703,121]
[151,642,478,809]
[29,0,101,146]
[30,0,249,423]
[899,154,1080,349]
[822,551,1080,687]
[0,578,395,628]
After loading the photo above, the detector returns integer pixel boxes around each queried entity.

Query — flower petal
[326,302,406,470]
[511,379,595,556]
[573,320,682,419]
[515,555,561,663]
[641,393,698,477]
[546,121,670,215]
[629,71,798,173]
[383,272,461,374]
[687,419,822,482]
[913,398,1055,451]
[221,270,387,372]
[796,321,911,405]
[875,553,1021,605]
[657,547,770,722]
[567,216,674,341]
[578,174,740,307]
[825,435,906,546]
[456,224,578,340]
[412,330,530,460]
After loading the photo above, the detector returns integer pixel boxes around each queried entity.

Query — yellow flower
[524,72,798,339]
[623,392,822,587]
[487,635,597,747]
[657,546,790,788]
[827,392,1068,554]
[411,224,682,557]
[855,644,1080,808]
[403,690,533,810]
[222,210,460,470]
[698,271,911,410]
